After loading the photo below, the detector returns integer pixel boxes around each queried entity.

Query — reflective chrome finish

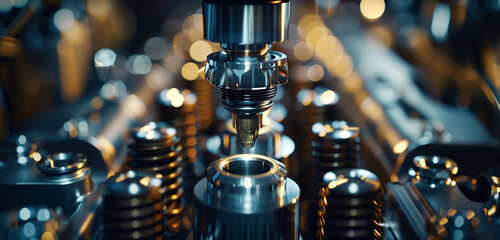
[311,121,360,171]
[307,121,360,237]
[37,152,87,176]
[207,120,294,159]
[193,154,300,240]
[127,122,184,233]
[410,155,458,185]
[203,1,289,44]
[0,150,93,215]
[103,170,166,240]
[318,168,384,240]
[203,0,290,148]
[205,50,288,90]
[157,88,199,165]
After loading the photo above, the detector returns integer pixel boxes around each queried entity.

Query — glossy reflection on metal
[318,168,384,240]
[202,0,290,149]
[203,1,289,44]
[206,120,295,168]
[37,152,92,182]
[103,170,166,240]
[193,154,300,240]
[127,122,184,233]
[410,155,458,185]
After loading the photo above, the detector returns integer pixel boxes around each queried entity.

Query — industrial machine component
[193,154,300,240]
[409,155,458,185]
[37,152,91,180]
[205,119,296,176]
[203,0,290,148]
[306,121,360,237]
[293,87,340,175]
[158,88,199,166]
[318,168,384,240]
[0,150,93,215]
[310,120,360,186]
[2,0,500,239]
[103,170,166,240]
[127,122,184,233]
[188,77,215,132]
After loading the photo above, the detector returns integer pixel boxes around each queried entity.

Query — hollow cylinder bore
[193,154,300,240]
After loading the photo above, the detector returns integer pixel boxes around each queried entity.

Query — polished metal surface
[409,155,458,185]
[193,154,300,240]
[103,170,166,240]
[306,121,361,235]
[2,0,500,239]
[311,121,360,170]
[37,152,87,175]
[0,150,93,215]
[203,1,289,45]
[318,168,384,240]
[207,119,294,160]
[203,0,290,148]
[232,113,262,148]
[205,50,288,90]
[157,88,199,165]
[127,122,184,233]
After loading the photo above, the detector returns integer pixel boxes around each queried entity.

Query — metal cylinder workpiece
[193,154,300,240]
[203,0,289,45]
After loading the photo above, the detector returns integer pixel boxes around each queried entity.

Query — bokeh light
[360,0,385,20]
[293,41,314,61]
[181,62,200,81]
[307,64,325,82]
[54,9,75,32]
[189,40,212,62]
[144,37,168,60]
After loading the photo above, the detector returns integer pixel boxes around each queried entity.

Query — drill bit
[202,0,290,148]
[233,113,262,148]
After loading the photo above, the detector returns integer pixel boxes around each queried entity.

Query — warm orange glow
[91,97,104,110]
[447,208,457,217]
[360,0,385,20]
[298,14,324,39]
[189,40,212,62]
[466,210,475,220]
[183,14,204,34]
[320,90,337,105]
[306,26,332,46]
[181,62,199,81]
[86,0,112,17]
[315,36,341,61]
[471,217,480,227]
[485,205,497,217]
[327,178,348,189]
[307,64,324,82]
[41,231,55,240]
[439,217,448,226]
[393,139,409,154]
[30,152,42,162]
[293,41,314,61]
[331,55,354,78]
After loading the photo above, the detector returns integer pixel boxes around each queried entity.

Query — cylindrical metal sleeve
[194,178,299,240]
[193,154,300,240]
[203,1,289,44]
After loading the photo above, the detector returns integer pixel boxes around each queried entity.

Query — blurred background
[0,0,499,239]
